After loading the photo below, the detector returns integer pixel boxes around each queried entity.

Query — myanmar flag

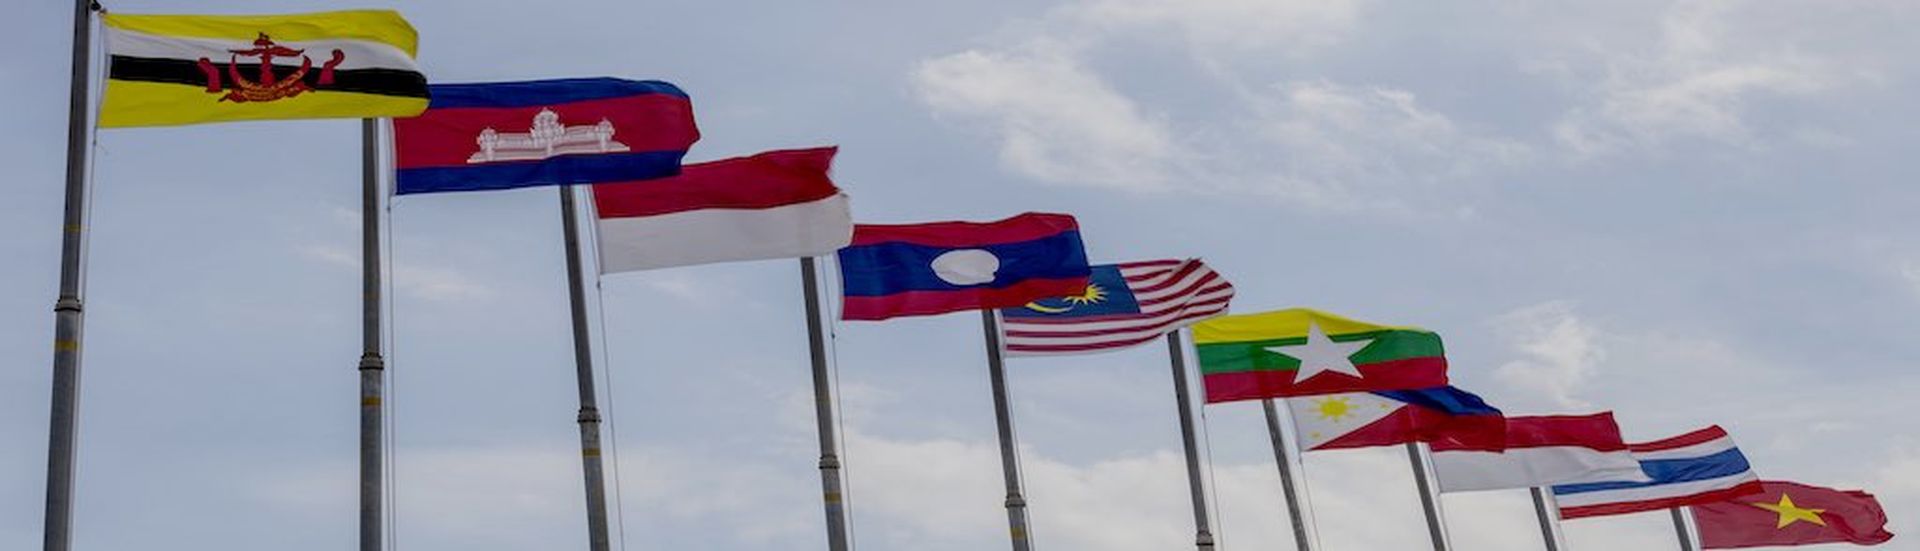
[101,10,428,127]
[1193,308,1448,403]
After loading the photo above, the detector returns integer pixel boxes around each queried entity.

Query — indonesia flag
[1551,426,1762,519]
[1289,386,1505,452]
[997,259,1233,355]
[1433,412,1650,493]
[591,147,852,273]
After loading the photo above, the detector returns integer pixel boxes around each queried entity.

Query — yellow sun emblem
[1024,284,1108,314]
[1314,397,1354,421]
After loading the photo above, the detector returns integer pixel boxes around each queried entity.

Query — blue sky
[4,1,1919,550]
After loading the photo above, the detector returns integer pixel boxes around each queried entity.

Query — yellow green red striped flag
[100,10,428,128]
[1193,308,1448,403]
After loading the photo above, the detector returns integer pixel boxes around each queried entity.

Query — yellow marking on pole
[823,492,842,504]
[583,448,602,457]
[1010,526,1028,540]
[63,224,83,233]
[54,340,79,352]
[361,397,382,406]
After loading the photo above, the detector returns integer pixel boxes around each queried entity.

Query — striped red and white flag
[998,259,1234,356]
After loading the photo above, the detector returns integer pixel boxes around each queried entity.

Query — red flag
[1696,480,1895,549]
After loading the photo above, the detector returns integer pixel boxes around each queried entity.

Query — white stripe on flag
[1554,472,1759,508]
[1002,259,1234,356]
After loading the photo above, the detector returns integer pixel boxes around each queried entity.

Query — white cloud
[300,244,496,303]
[913,43,1178,192]
[1067,0,1363,55]
[1545,1,1851,155]
[1491,301,1605,409]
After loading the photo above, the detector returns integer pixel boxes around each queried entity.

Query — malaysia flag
[392,77,699,194]
[1288,386,1506,452]
[1551,425,1762,519]
[998,259,1234,355]
[837,213,1091,321]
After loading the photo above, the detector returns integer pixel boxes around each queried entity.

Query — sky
[4,1,1919,550]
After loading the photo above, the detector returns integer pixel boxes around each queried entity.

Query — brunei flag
[1193,308,1449,403]
[101,10,428,128]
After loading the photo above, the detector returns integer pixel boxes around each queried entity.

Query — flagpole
[1529,487,1567,551]
[1259,399,1315,551]
[979,310,1035,551]
[358,119,388,551]
[1670,507,1700,551]
[799,257,852,551]
[558,185,613,551]
[43,2,96,550]
[1406,443,1454,551]
[1165,331,1216,550]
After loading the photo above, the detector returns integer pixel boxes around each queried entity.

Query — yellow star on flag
[1751,493,1828,529]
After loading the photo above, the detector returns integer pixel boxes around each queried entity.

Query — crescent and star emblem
[1024,283,1109,314]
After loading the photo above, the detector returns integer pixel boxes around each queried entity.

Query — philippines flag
[592,147,852,273]
[837,213,1091,321]
[997,259,1233,355]
[1289,386,1506,452]
[392,78,699,194]
[1432,412,1651,493]
[1551,426,1763,519]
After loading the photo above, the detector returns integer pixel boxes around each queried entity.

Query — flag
[1192,308,1448,402]
[1552,425,1763,519]
[1432,412,1650,493]
[837,213,1090,321]
[1696,481,1895,548]
[996,259,1233,355]
[392,78,699,194]
[591,147,852,273]
[101,10,427,128]
[1288,386,1505,452]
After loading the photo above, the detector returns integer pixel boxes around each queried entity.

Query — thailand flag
[837,213,1091,321]
[1432,412,1651,493]
[1551,425,1763,519]
[392,78,699,194]
[1288,386,1506,452]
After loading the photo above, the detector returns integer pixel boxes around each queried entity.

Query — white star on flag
[1265,321,1373,381]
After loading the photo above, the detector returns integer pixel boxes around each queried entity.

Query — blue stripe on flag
[395,150,689,195]
[426,78,690,109]
[1553,447,1751,495]
[1371,386,1502,417]
[838,232,1089,297]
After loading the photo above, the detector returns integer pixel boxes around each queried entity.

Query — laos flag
[392,78,699,195]
[837,213,1092,321]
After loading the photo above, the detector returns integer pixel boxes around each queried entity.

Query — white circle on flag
[931,249,1000,286]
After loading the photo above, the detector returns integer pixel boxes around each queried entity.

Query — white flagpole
[1670,507,1702,551]
[1260,400,1317,551]
[799,257,853,550]
[1529,487,1569,551]
[979,310,1035,551]
[358,119,390,551]
[43,2,97,550]
[1407,443,1454,551]
[557,186,613,551]
[1165,331,1217,550]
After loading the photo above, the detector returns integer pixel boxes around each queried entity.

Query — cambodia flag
[837,213,1091,321]
[1289,386,1506,452]
[392,78,699,195]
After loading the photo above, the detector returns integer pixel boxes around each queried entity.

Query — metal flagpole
[1529,487,1568,551]
[979,310,1035,551]
[558,185,613,551]
[358,119,388,551]
[43,2,97,550]
[1259,399,1315,551]
[1164,331,1216,550]
[799,257,852,551]
[1670,507,1701,551]
[1406,443,1454,551]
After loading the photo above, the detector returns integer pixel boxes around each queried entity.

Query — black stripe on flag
[108,56,429,99]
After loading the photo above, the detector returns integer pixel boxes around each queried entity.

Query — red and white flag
[997,259,1234,356]
[592,147,853,273]
[1432,412,1650,493]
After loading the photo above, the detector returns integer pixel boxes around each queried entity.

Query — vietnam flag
[1695,481,1895,549]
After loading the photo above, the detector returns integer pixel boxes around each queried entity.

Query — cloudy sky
[4,1,1919,550]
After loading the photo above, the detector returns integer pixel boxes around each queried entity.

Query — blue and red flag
[392,77,699,194]
[1289,386,1506,452]
[837,213,1091,321]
